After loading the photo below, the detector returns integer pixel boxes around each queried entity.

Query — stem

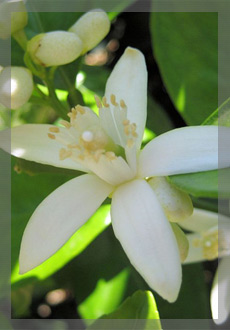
[12,29,28,51]
[45,72,68,119]
[58,58,83,106]
[24,52,46,79]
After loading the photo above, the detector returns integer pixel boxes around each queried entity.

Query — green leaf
[151,12,218,124]
[202,97,230,126]
[88,290,161,330]
[78,269,130,325]
[169,170,215,199]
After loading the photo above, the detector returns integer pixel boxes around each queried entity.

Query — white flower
[1,47,230,303]
[182,208,230,324]
[0,66,33,109]
[27,31,83,67]
[0,0,27,39]
[69,9,110,54]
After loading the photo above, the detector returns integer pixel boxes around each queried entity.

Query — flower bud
[0,66,33,109]
[69,9,110,54]
[27,31,83,67]
[0,0,28,39]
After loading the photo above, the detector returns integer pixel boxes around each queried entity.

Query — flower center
[47,94,138,168]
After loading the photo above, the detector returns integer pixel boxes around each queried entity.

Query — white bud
[69,9,110,54]
[27,31,83,67]
[0,0,28,39]
[0,66,33,109]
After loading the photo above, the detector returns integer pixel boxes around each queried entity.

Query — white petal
[211,257,230,324]
[148,176,193,222]
[138,126,230,178]
[0,124,87,172]
[19,174,113,273]
[111,179,182,302]
[183,233,204,264]
[105,47,148,148]
[180,208,230,233]
[82,154,135,186]
[180,208,218,232]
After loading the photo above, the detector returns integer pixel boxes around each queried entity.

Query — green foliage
[78,268,129,324]
[203,97,230,126]
[151,12,218,125]
[88,290,161,330]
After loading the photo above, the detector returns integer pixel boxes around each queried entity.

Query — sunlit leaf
[88,290,161,330]
[78,268,130,325]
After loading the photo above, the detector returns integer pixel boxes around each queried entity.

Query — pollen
[105,151,116,160]
[94,95,102,109]
[102,96,109,108]
[110,94,118,106]
[59,148,72,160]
[48,133,56,140]
[120,99,126,108]
[49,127,60,133]
[93,149,105,162]
[60,120,71,129]
[127,138,134,148]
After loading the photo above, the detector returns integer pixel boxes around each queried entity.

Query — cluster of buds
[27,9,110,67]
[0,66,33,109]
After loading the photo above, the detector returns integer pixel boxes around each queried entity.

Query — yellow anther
[102,96,109,108]
[49,126,60,133]
[67,112,76,120]
[93,149,105,162]
[110,94,118,106]
[48,133,56,140]
[124,125,130,136]
[127,138,134,148]
[75,105,85,114]
[59,148,72,160]
[105,151,116,160]
[132,131,138,138]
[60,120,71,129]
[120,99,126,108]
[123,119,130,126]
[94,95,102,109]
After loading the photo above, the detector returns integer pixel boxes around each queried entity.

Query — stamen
[105,151,116,160]
[102,96,109,108]
[110,94,118,106]
[49,127,60,133]
[60,120,71,129]
[123,119,130,126]
[93,149,105,162]
[124,125,130,136]
[75,105,85,115]
[59,148,72,160]
[127,138,134,148]
[120,99,126,108]
[48,133,56,140]
[94,95,102,109]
